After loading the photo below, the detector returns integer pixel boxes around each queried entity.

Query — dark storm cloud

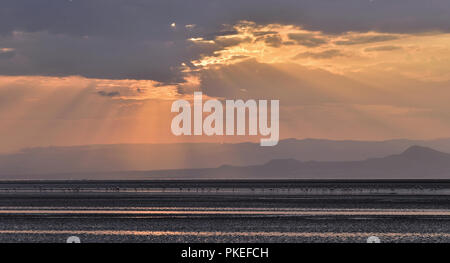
[2,0,449,37]
[0,49,15,59]
[0,0,449,81]
[0,31,201,82]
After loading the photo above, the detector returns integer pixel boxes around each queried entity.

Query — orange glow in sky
[1,20,450,152]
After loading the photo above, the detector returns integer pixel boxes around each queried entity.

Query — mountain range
[134,145,450,180]
[1,139,450,179]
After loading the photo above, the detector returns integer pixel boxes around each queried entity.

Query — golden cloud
[188,21,450,82]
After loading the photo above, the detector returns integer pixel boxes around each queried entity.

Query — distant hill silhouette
[2,139,450,178]
[400,145,450,161]
[135,146,450,180]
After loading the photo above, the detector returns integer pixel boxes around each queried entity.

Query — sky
[1,0,450,153]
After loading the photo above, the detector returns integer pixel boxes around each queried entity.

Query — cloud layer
[1,1,450,152]
[1,0,450,81]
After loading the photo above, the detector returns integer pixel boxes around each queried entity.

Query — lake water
[0,180,449,243]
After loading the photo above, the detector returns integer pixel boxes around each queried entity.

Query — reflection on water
[0,207,449,216]
[0,206,448,242]
[1,187,449,195]
[0,181,449,242]
[0,229,450,239]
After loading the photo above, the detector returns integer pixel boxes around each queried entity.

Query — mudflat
[0,180,449,243]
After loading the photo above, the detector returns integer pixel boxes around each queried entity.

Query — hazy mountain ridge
[139,146,450,180]
[2,138,450,177]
